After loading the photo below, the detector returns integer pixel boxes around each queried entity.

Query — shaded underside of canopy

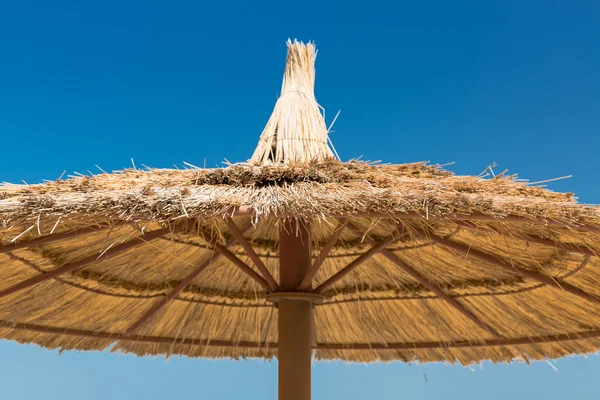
[1,160,600,364]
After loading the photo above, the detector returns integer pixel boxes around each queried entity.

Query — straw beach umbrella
[1,40,600,400]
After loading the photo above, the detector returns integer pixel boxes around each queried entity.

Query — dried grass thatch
[1,158,599,364]
[0,40,599,366]
[250,40,335,164]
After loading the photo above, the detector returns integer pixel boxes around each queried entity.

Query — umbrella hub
[266,292,324,304]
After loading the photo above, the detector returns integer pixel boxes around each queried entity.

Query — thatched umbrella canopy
[1,40,600,400]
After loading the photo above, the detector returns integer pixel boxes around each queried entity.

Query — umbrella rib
[297,218,348,290]
[230,207,600,234]
[316,328,600,350]
[346,223,502,338]
[416,227,600,305]
[319,255,588,304]
[194,229,273,292]
[0,320,274,349]
[0,227,172,299]
[122,233,247,336]
[3,319,600,350]
[0,224,109,254]
[122,221,254,335]
[225,217,279,291]
[215,244,273,292]
[314,235,396,294]
[455,221,598,256]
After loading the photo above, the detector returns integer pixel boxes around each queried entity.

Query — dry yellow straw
[250,40,334,164]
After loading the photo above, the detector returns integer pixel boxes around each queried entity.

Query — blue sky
[1,1,599,398]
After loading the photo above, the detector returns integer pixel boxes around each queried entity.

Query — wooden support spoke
[229,207,600,234]
[0,320,274,349]
[217,245,273,291]
[415,227,600,306]
[0,227,171,299]
[346,223,502,338]
[455,221,598,257]
[0,224,109,254]
[225,218,279,291]
[314,235,395,294]
[316,329,600,350]
[195,229,272,292]
[297,219,348,291]
[471,214,600,234]
[3,319,600,351]
[122,224,251,335]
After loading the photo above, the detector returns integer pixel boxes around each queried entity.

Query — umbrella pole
[278,220,312,400]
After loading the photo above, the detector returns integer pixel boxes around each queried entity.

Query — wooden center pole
[278,219,313,400]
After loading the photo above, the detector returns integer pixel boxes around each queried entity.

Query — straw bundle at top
[250,40,334,164]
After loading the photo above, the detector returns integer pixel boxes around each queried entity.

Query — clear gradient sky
[1,1,600,399]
